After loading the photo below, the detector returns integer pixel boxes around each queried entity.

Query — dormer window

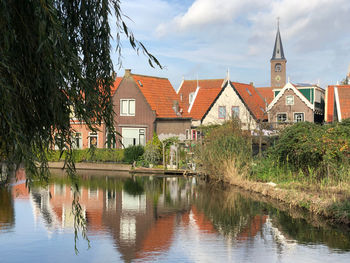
[246,88,252,96]
[189,92,195,104]
[137,80,143,87]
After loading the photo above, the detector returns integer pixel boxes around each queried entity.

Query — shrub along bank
[197,120,350,225]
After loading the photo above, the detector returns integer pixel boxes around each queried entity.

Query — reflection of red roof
[136,214,175,259]
[191,206,216,234]
[337,85,350,120]
[111,77,123,95]
[132,74,189,118]
[178,79,224,112]
[189,87,222,120]
[256,87,274,104]
[237,215,268,241]
[231,82,267,121]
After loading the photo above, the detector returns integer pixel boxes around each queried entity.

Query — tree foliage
[0,0,161,179]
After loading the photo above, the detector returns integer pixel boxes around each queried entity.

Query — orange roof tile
[111,77,123,96]
[337,85,350,120]
[178,79,224,112]
[326,85,335,122]
[256,87,274,104]
[231,82,267,121]
[132,74,189,118]
[189,86,222,120]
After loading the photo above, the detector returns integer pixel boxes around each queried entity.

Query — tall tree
[0,0,160,180]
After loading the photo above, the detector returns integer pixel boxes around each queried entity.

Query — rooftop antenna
[336,80,339,85]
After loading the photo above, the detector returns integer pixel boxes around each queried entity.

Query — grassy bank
[197,120,350,225]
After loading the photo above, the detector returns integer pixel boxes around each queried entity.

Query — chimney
[124,69,131,77]
[249,82,254,87]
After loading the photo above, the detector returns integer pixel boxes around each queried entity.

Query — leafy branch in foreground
[0,0,161,180]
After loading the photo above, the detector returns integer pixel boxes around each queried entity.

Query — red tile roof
[111,77,123,95]
[189,86,222,120]
[231,82,267,121]
[132,74,189,118]
[337,85,350,120]
[326,85,335,122]
[178,79,224,112]
[256,87,274,104]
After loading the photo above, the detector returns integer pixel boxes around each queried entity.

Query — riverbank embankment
[221,167,350,226]
[48,161,197,177]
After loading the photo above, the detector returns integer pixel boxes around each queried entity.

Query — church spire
[271,18,286,61]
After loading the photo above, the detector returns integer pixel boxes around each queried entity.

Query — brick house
[113,69,191,148]
[325,85,350,122]
[267,82,325,124]
[69,77,122,149]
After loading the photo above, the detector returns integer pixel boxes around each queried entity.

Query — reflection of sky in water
[0,176,350,263]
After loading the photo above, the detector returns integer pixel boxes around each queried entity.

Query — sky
[110,0,350,90]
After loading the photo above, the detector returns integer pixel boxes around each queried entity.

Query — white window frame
[88,132,98,148]
[218,106,226,119]
[294,112,305,123]
[73,132,83,149]
[286,95,294,105]
[231,106,239,118]
[120,99,135,116]
[276,112,287,122]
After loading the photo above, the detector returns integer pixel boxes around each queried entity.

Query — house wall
[70,122,106,149]
[202,85,257,130]
[268,89,314,122]
[113,77,156,147]
[155,119,191,140]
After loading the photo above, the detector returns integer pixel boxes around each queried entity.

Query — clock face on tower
[275,63,282,72]
[275,75,281,82]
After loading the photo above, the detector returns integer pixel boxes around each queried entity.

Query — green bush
[123,145,144,164]
[198,120,252,180]
[46,148,124,163]
[268,121,350,180]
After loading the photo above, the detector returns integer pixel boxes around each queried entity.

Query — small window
[185,129,190,140]
[218,106,226,119]
[277,113,287,122]
[120,99,135,116]
[189,92,195,104]
[192,130,196,140]
[246,88,252,96]
[89,132,98,148]
[286,95,294,105]
[137,80,143,87]
[74,133,82,149]
[231,106,239,118]
[294,113,304,122]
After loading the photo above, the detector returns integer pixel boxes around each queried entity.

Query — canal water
[0,170,350,263]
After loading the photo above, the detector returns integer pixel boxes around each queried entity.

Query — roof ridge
[184,79,224,82]
[131,73,168,80]
[230,81,252,86]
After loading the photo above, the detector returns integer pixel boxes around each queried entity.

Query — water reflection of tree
[0,187,15,230]
[193,184,265,239]
[193,183,350,252]
[268,211,350,251]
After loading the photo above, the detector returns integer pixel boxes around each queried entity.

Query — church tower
[271,20,287,88]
